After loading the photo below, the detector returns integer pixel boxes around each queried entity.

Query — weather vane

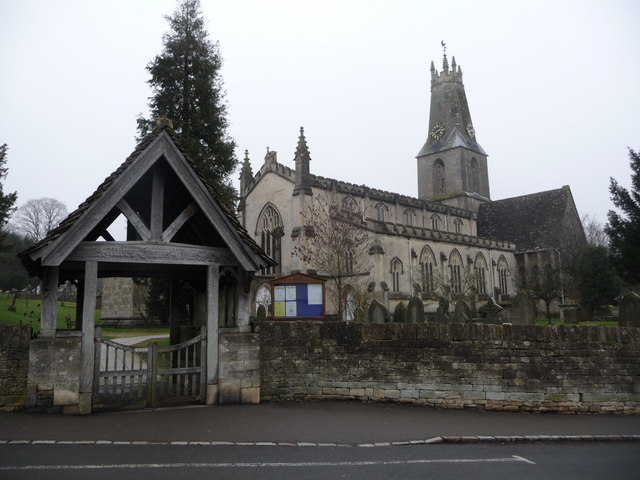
[441,40,447,56]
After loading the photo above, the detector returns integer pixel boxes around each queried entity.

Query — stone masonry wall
[219,332,260,404]
[0,325,31,411]
[259,322,640,414]
[26,332,82,415]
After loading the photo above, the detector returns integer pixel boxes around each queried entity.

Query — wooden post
[206,263,219,404]
[40,266,59,336]
[79,261,98,414]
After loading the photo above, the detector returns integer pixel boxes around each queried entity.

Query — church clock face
[431,122,445,140]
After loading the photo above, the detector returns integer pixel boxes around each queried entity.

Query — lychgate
[20,121,274,414]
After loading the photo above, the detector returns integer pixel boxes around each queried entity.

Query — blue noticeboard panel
[273,283,323,318]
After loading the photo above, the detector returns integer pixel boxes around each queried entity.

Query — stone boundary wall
[0,325,31,411]
[259,322,640,414]
[219,332,260,404]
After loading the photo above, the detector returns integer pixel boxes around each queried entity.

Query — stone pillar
[79,261,97,414]
[206,263,220,404]
[40,266,59,336]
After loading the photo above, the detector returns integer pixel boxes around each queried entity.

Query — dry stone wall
[0,325,31,411]
[259,322,640,414]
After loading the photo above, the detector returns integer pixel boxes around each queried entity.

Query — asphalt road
[1,443,638,480]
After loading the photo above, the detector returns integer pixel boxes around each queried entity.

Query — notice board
[271,273,325,320]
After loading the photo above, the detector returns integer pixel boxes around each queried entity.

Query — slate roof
[20,123,274,274]
[477,186,573,252]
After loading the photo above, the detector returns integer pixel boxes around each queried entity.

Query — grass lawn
[0,293,101,332]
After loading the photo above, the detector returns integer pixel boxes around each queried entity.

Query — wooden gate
[92,326,207,410]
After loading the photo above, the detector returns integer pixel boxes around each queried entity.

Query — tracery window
[404,209,416,226]
[449,249,463,295]
[497,255,509,295]
[453,218,463,234]
[419,246,436,294]
[391,258,403,292]
[257,204,283,275]
[470,157,480,193]
[474,253,488,295]
[375,203,387,222]
[433,159,446,195]
[431,214,441,231]
[342,197,357,213]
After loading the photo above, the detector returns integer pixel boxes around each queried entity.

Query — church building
[238,50,586,319]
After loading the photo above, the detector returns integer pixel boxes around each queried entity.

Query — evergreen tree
[138,0,237,206]
[605,148,640,285]
[0,144,18,253]
[576,245,620,315]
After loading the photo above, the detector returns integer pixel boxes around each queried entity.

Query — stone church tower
[417,48,490,213]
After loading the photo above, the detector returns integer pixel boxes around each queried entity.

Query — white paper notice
[285,301,297,317]
[308,284,323,305]
[274,286,285,302]
[285,285,297,301]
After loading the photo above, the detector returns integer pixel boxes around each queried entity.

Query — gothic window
[474,253,488,295]
[342,197,357,213]
[470,157,480,193]
[390,258,403,292]
[453,218,463,234]
[431,214,441,230]
[433,159,446,195]
[448,249,463,295]
[497,255,509,295]
[375,203,387,222]
[257,204,283,275]
[404,208,416,226]
[419,246,436,294]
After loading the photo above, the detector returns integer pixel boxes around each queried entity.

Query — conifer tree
[605,148,640,285]
[138,0,237,206]
[0,144,18,253]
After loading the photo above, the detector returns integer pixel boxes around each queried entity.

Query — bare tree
[521,264,563,323]
[581,213,608,248]
[292,192,371,320]
[12,198,68,241]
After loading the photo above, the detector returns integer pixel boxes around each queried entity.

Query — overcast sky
[1,0,638,236]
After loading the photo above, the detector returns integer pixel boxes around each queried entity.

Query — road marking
[0,456,535,470]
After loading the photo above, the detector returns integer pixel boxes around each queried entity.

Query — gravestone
[256,304,267,322]
[479,296,503,324]
[562,307,578,325]
[353,306,366,323]
[511,289,536,325]
[393,302,407,323]
[453,300,472,323]
[435,298,450,323]
[368,300,390,324]
[406,297,425,323]
[619,292,640,327]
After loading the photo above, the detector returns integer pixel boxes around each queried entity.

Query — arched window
[470,157,480,193]
[375,203,387,222]
[474,253,488,295]
[453,218,463,234]
[419,246,436,294]
[342,197,357,213]
[404,209,416,226]
[433,159,446,195]
[448,249,464,295]
[497,255,509,295]
[431,214,441,231]
[257,204,283,275]
[390,258,403,292]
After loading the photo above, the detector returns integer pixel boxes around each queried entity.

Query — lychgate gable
[19,122,275,414]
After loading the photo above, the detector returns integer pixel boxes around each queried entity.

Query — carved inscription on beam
[65,241,236,266]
